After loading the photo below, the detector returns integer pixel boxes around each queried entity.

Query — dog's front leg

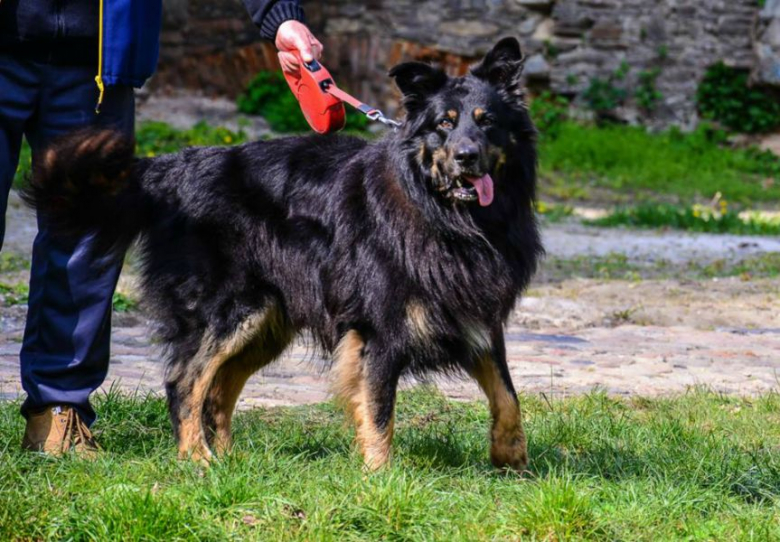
[333,330,401,470]
[472,329,528,472]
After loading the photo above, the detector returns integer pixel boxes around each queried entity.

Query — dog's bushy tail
[21,128,149,258]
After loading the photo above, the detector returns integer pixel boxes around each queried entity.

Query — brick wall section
[152,0,774,128]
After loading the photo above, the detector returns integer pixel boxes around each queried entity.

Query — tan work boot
[22,405,101,459]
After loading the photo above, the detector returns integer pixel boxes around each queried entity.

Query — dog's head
[389,38,534,208]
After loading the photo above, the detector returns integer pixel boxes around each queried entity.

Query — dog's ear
[471,37,525,96]
[389,62,447,111]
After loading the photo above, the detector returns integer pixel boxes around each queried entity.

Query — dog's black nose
[454,144,479,167]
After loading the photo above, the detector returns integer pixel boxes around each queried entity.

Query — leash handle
[284,51,402,133]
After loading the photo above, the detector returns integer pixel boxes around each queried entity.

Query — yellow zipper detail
[94,0,105,114]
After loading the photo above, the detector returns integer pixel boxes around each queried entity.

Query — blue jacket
[0,0,304,88]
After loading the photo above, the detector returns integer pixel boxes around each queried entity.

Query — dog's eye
[438,118,454,130]
[479,115,495,127]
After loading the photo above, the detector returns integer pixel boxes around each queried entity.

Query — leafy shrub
[582,62,629,118]
[635,68,663,112]
[530,91,570,138]
[237,70,370,133]
[696,62,780,133]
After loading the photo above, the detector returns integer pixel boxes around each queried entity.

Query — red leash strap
[283,53,401,134]
[323,82,402,129]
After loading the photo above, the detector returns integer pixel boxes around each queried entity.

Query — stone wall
[153,0,779,129]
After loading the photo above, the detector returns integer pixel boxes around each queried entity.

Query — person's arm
[241,0,323,73]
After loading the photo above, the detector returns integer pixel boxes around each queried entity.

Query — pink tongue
[464,174,494,207]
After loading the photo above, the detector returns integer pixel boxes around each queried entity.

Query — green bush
[696,62,780,133]
[530,91,570,138]
[635,68,663,112]
[582,62,629,118]
[237,70,370,134]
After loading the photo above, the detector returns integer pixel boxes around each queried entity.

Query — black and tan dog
[24,37,543,471]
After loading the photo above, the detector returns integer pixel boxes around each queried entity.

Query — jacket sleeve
[241,0,306,41]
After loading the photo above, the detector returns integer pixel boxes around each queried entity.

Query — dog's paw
[490,436,528,474]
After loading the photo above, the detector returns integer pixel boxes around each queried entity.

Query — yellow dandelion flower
[146,151,155,157]
[223,135,233,144]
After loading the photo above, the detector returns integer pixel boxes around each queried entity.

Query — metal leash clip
[366,110,403,130]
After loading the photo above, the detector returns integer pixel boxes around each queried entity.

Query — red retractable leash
[283,51,402,134]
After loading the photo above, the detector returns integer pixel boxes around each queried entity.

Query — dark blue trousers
[0,54,135,425]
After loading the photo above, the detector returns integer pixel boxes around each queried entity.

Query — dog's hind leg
[202,317,293,455]
[166,339,239,464]
[166,305,291,463]
[472,331,528,472]
[333,331,401,470]
[200,356,255,455]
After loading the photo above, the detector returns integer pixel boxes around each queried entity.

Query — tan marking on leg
[406,300,431,341]
[203,305,294,455]
[203,358,255,455]
[175,305,291,463]
[473,357,527,472]
[332,331,394,470]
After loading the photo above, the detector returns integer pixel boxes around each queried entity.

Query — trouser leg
[19,60,135,426]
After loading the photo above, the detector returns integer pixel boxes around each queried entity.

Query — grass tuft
[587,202,780,236]
[541,252,780,282]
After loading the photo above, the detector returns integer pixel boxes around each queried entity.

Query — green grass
[134,121,250,157]
[0,253,29,274]
[0,281,29,306]
[11,138,32,190]
[586,203,780,236]
[538,122,780,204]
[1,389,779,540]
[535,201,575,223]
[540,252,780,282]
[111,291,138,313]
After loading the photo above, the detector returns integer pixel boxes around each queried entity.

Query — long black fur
[24,38,544,461]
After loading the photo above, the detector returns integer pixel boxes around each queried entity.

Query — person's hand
[275,20,323,74]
